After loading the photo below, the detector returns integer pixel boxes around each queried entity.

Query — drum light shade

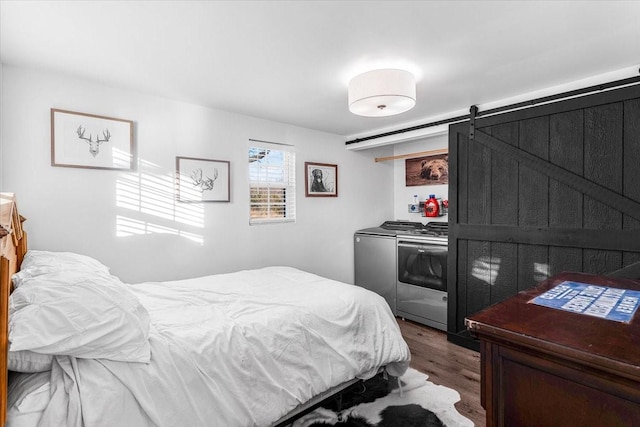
[348,69,416,117]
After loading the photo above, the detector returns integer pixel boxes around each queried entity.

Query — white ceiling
[1,1,639,138]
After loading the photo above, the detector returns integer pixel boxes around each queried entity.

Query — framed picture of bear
[305,162,338,197]
[405,153,448,186]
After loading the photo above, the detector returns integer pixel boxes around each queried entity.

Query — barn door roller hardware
[345,73,640,146]
[469,105,478,141]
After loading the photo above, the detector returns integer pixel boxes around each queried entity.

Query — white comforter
[34,266,410,427]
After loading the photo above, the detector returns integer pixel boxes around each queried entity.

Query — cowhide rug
[291,368,474,427]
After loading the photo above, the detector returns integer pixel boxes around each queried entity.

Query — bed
[0,194,411,427]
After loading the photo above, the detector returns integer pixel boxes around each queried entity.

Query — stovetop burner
[379,221,424,231]
[417,222,448,237]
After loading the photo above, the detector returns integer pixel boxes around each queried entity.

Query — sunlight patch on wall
[534,262,550,283]
[116,158,204,243]
[471,256,501,286]
[116,216,203,244]
[112,146,134,169]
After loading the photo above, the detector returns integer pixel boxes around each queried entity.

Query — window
[248,141,295,224]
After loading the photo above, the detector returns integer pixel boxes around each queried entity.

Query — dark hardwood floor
[397,318,485,427]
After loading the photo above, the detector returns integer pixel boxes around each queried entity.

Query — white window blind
[248,141,296,224]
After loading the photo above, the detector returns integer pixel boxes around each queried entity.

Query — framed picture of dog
[176,156,230,202]
[405,153,448,186]
[305,162,338,197]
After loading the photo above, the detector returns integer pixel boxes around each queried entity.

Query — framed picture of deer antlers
[176,156,230,202]
[51,109,134,170]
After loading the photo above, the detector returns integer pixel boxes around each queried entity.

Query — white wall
[0,62,3,191]
[0,65,395,284]
[393,134,449,223]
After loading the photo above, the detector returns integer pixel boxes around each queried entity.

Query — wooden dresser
[466,272,640,427]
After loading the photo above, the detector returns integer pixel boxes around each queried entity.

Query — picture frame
[176,156,230,202]
[51,108,134,170]
[405,153,448,186]
[305,162,338,197]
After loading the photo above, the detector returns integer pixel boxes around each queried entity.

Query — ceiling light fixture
[348,69,416,117]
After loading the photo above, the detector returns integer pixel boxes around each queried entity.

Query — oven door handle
[398,241,421,247]
[397,241,447,249]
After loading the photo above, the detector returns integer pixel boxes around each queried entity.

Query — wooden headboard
[0,193,27,426]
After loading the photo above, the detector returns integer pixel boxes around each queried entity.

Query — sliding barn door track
[345,72,640,146]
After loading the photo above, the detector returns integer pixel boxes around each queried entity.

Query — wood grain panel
[549,246,583,276]
[623,98,640,226]
[622,253,640,273]
[583,103,624,273]
[549,110,583,229]
[623,98,640,269]
[0,194,27,427]
[501,350,640,426]
[517,244,549,291]
[466,128,640,220]
[448,124,465,334]
[455,239,469,332]
[456,129,469,225]
[487,123,518,226]
[490,242,518,304]
[583,103,623,228]
[467,133,491,225]
[581,250,621,275]
[518,116,549,228]
[466,240,492,317]
[516,117,550,289]
[548,109,584,279]
[486,123,519,303]
[456,224,639,252]
[0,257,8,427]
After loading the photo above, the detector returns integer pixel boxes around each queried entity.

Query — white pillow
[13,250,111,289]
[8,350,53,373]
[9,270,151,363]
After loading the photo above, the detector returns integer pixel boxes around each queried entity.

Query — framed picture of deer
[176,156,230,202]
[51,109,134,170]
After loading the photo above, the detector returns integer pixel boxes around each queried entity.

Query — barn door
[447,84,640,350]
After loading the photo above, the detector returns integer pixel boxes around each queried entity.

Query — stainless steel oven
[396,223,448,331]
